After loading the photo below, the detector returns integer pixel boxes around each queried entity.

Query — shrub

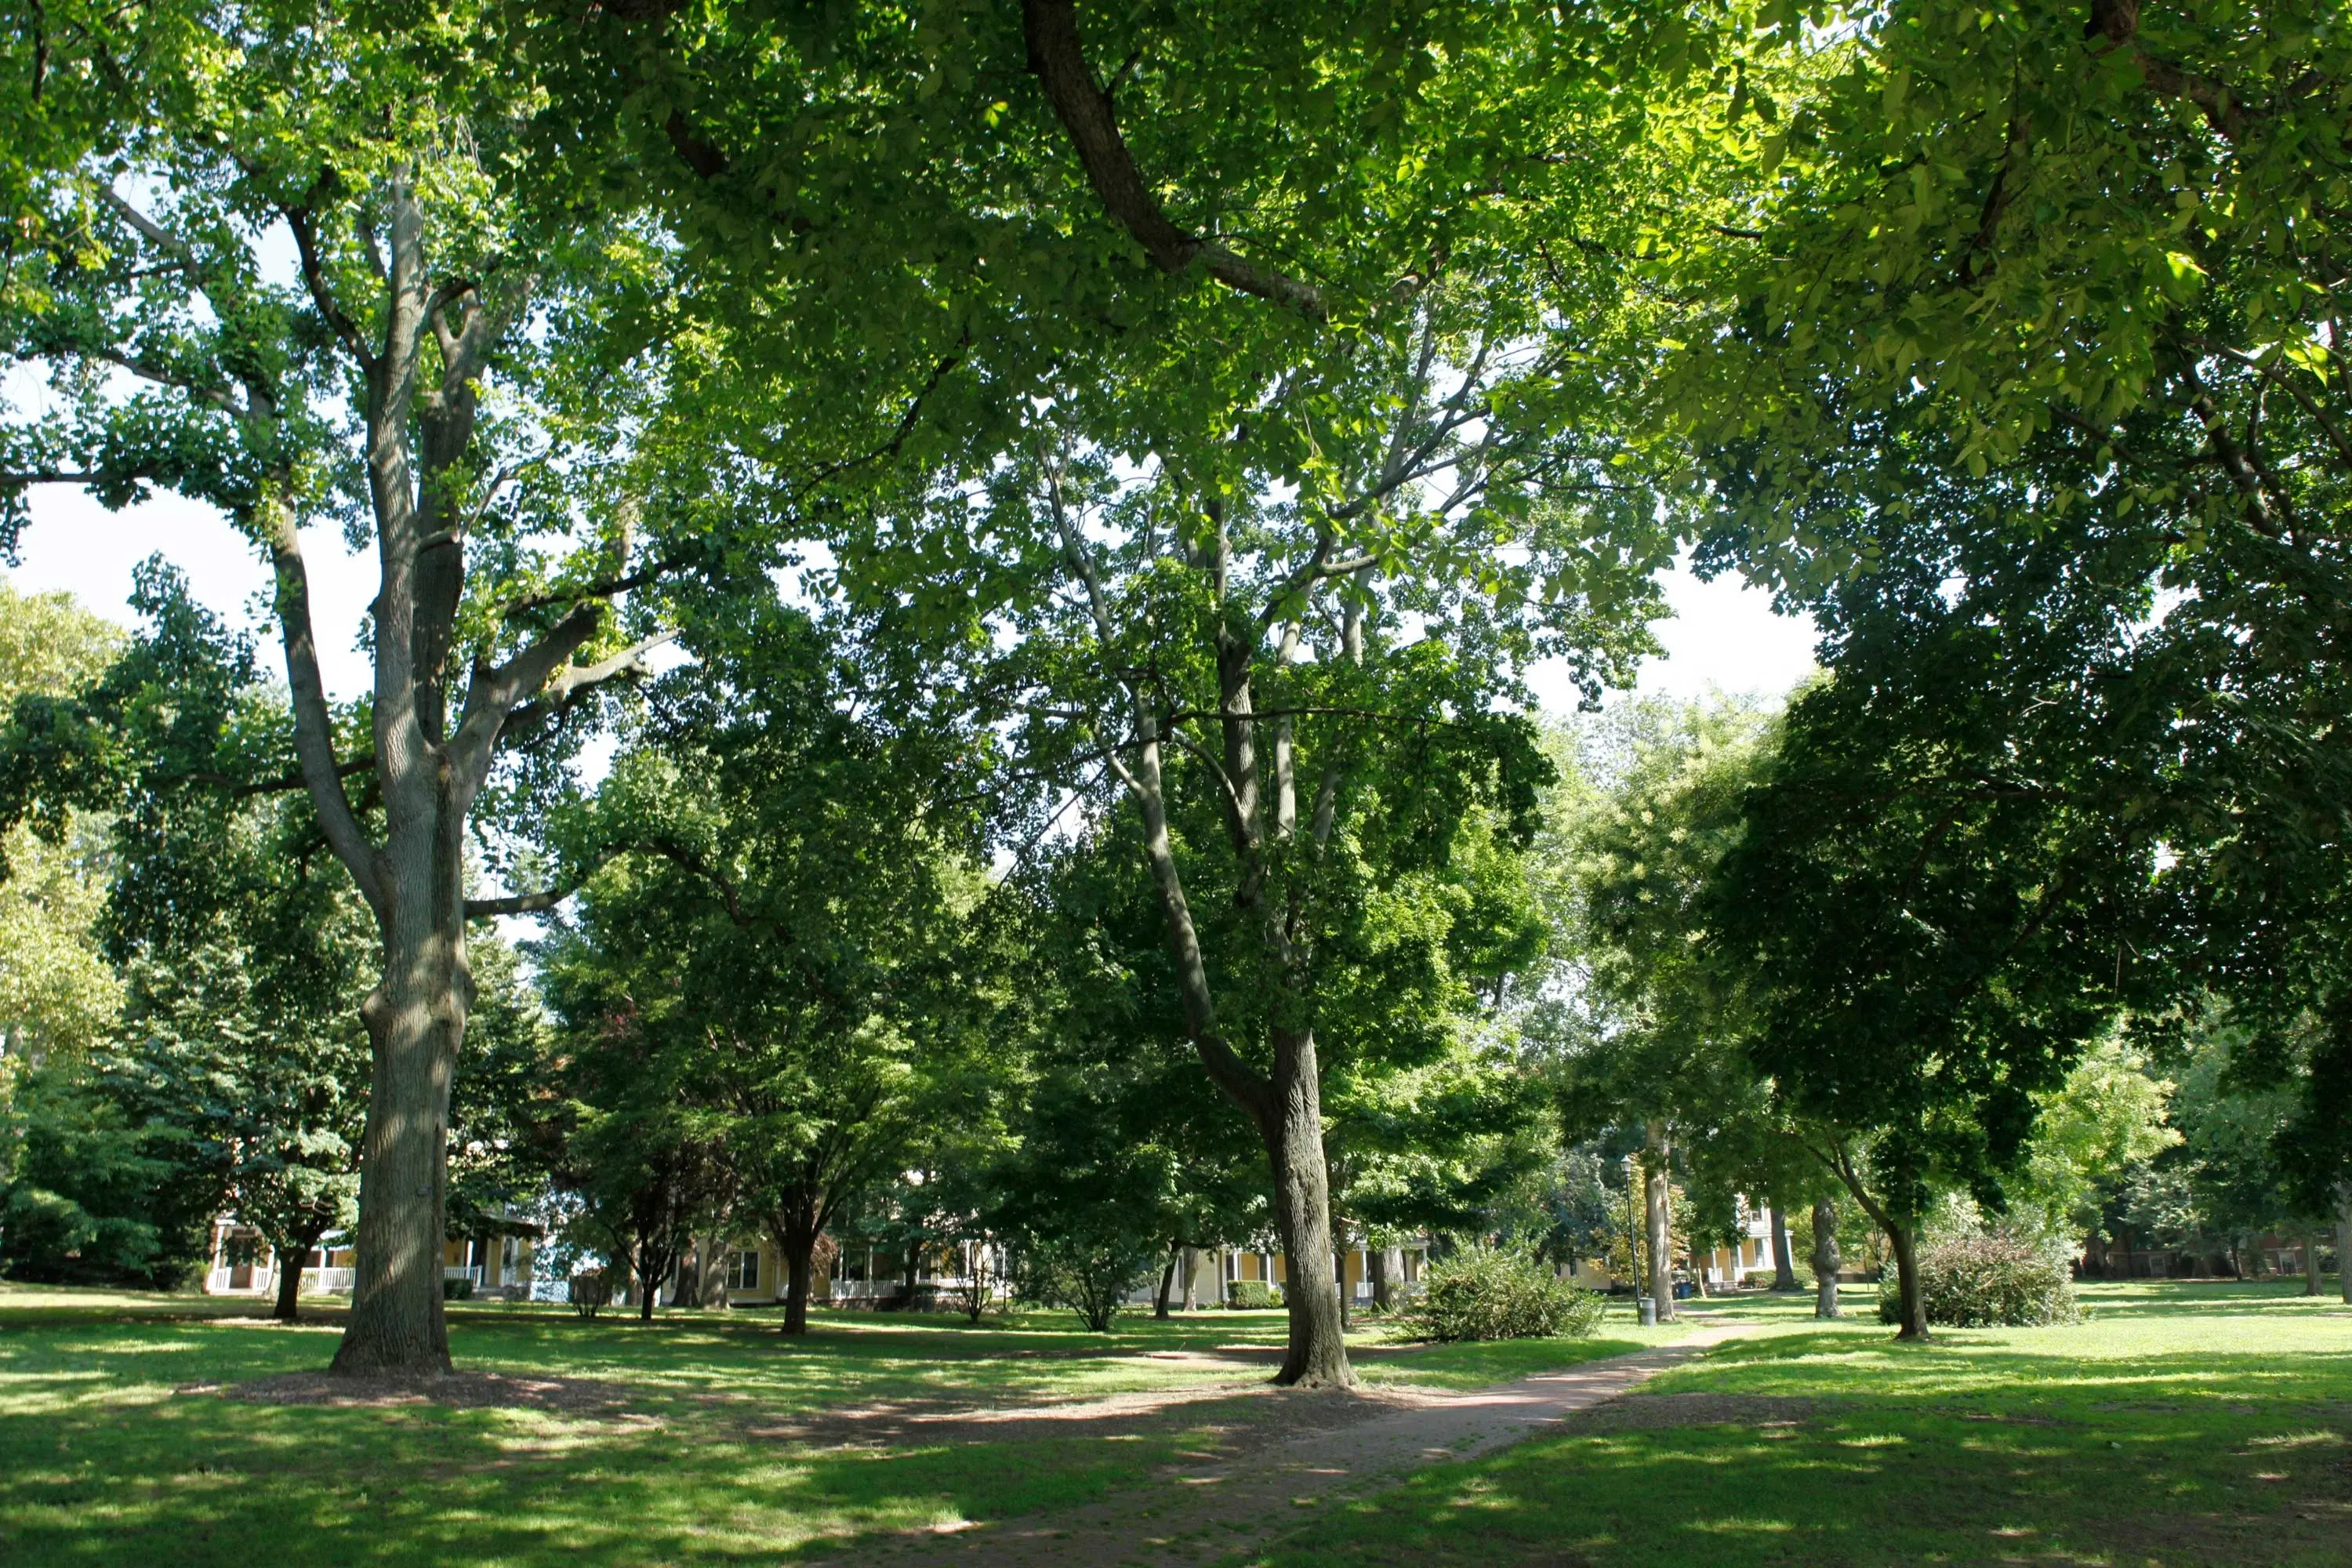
[1878,1234,2082,1328]
[1014,1231,1154,1332]
[1397,1247,1606,1342]
[441,1277,474,1301]
[1225,1279,1281,1309]
[568,1270,610,1320]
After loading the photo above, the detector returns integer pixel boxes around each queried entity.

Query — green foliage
[1666,0,2352,1221]
[1398,1245,1605,1344]
[1012,1226,1156,1335]
[1877,1234,2082,1330]
[1709,604,2162,1235]
[0,1057,198,1285]
[2013,1034,2178,1240]
[539,599,1000,1317]
[0,583,123,1072]
[1224,1280,1281,1310]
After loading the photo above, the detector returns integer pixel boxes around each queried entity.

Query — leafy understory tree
[544,599,993,1334]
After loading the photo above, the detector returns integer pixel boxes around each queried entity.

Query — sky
[8,485,1821,715]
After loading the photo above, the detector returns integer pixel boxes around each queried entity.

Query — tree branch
[279,176,374,370]
[263,503,385,911]
[1022,0,1325,320]
[495,630,678,752]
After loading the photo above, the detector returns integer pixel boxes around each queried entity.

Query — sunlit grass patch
[1230,1279,2352,1568]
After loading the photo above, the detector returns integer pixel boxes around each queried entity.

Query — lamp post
[1623,1152,1645,1323]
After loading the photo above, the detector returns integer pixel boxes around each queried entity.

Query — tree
[543,598,995,1334]
[1547,696,1822,1320]
[1708,591,2165,1338]
[0,568,379,1298]
[583,0,1713,1388]
[1666,0,2352,1236]
[0,583,120,1073]
[0,0,688,1372]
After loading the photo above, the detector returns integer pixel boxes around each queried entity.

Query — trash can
[1638,1296,1657,1327]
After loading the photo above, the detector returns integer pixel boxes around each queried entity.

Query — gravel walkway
[813,1322,1751,1568]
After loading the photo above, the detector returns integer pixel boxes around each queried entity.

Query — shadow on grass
[0,1295,1675,1568]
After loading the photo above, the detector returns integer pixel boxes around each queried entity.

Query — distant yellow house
[201,1215,542,1301]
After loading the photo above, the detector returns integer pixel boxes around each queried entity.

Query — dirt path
[811,1322,1752,1568]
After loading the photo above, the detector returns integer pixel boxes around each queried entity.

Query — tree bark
[2336,1186,2352,1306]
[332,919,466,1371]
[1770,1207,1798,1291]
[781,1228,818,1334]
[1155,1249,1177,1319]
[1266,1027,1352,1384]
[2306,1229,2325,1296]
[1810,1198,1842,1319]
[270,1231,320,1323]
[699,1236,731,1312]
[1181,1246,1203,1311]
[1644,1123,1676,1322]
[1369,1246,1394,1311]
[1886,1219,1930,1340]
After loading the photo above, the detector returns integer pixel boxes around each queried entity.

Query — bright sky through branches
[9,490,1819,713]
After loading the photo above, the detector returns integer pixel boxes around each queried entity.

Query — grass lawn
[1232,1279,2352,1567]
[0,1285,1671,1566]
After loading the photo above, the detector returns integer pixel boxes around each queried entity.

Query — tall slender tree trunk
[1155,1249,1178,1319]
[1810,1199,1842,1319]
[1181,1247,1203,1311]
[2305,1230,2324,1296]
[1886,1219,1930,1341]
[2336,1186,2351,1306]
[1644,1123,1676,1323]
[1770,1207,1798,1291]
[1056,494,1355,1388]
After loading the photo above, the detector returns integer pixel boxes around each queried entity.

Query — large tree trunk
[331,894,467,1373]
[699,1236,731,1312]
[1266,1028,1352,1385]
[1369,1246,1395,1311]
[780,1225,819,1335]
[1180,1247,1203,1311]
[270,176,624,1378]
[1644,1123,1676,1323]
[1811,1198,1842,1319]
[1770,1207,1798,1291]
[1886,1219,1930,1341]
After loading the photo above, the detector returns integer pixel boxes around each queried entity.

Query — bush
[441,1277,474,1301]
[1225,1279,1281,1309]
[1014,1232,1154,1332]
[1397,1247,1606,1342]
[1878,1234,2082,1328]
[568,1270,610,1320]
